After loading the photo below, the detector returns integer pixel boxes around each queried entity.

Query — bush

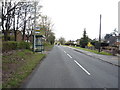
[2,41,17,52]
[2,41,31,52]
[44,42,50,46]
[9,35,15,41]
[95,42,100,49]
[17,41,30,49]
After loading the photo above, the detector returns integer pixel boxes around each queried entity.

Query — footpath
[67,46,119,67]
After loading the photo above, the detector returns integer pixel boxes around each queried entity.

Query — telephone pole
[98,14,102,52]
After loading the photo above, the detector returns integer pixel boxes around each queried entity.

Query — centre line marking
[74,60,91,75]
[67,54,72,58]
[64,51,66,53]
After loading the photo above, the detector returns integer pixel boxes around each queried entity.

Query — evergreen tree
[80,28,90,48]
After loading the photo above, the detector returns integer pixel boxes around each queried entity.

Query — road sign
[34,27,41,33]
[35,30,40,31]
[35,30,40,33]
[35,27,40,30]
[35,31,40,34]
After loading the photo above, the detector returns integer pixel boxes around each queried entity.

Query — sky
[1,0,119,41]
[15,0,120,41]
[0,0,119,41]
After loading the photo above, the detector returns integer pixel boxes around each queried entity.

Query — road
[22,45,119,88]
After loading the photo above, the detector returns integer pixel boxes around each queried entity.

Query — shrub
[9,35,15,41]
[95,42,100,49]
[2,41,18,52]
[44,42,50,46]
[17,41,30,49]
[2,41,31,52]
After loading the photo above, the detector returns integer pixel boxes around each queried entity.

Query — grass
[2,43,54,88]
[2,49,46,88]
[44,44,54,51]
[70,46,112,56]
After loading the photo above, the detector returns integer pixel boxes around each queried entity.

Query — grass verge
[44,44,54,51]
[2,49,45,88]
[70,46,112,55]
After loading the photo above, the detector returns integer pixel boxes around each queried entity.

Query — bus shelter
[33,35,44,52]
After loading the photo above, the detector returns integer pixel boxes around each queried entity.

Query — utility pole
[98,14,102,52]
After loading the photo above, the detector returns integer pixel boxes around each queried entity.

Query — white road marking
[67,54,72,58]
[74,60,91,75]
[64,51,66,53]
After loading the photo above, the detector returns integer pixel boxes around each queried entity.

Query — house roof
[115,42,120,45]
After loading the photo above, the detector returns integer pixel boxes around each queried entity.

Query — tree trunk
[2,2,5,37]
[13,3,16,41]
[22,7,27,41]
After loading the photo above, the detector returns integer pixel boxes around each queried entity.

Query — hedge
[2,41,31,52]
[17,41,30,49]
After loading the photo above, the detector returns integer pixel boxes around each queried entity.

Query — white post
[33,1,37,52]
[118,2,120,51]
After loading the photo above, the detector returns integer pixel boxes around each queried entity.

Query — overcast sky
[40,0,119,41]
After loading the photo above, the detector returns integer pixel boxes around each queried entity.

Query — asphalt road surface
[22,45,119,88]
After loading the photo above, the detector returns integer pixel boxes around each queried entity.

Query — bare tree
[1,1,20,41]
[1,0,44,42]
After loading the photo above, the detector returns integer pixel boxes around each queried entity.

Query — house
[104,34,118,46]
[76,39,80,46]
[2,30,22,41]
[2,30,33,42]
[116,33,120,50]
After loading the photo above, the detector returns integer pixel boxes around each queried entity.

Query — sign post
[33,1,44,53]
